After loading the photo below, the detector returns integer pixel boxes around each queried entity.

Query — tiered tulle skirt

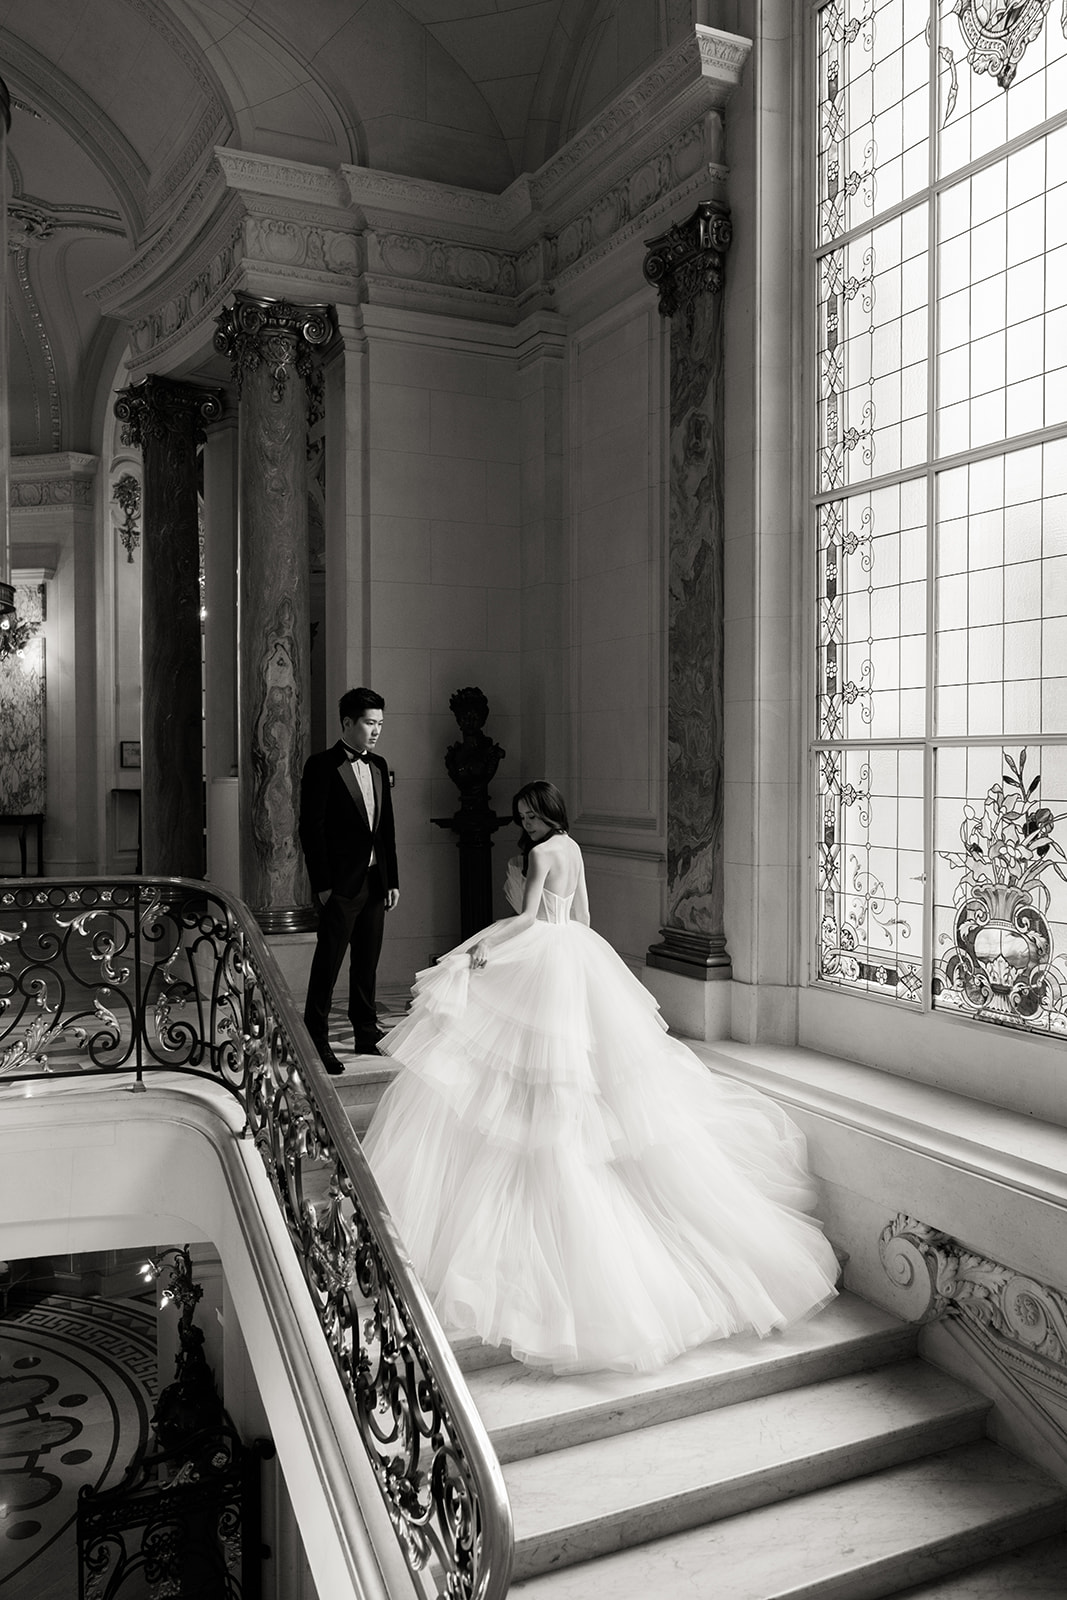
[362,918,838,1374]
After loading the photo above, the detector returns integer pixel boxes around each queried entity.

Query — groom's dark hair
[339,686,385,722]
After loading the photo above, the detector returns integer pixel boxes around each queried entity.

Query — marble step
[332,1059,398,1133]
[464,1293,918,1460]
[508,1439,1067,1599]
[505,1361,990,1580]
[889,1530,1067,1595]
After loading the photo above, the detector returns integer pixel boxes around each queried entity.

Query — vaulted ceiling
[1,0,677,454]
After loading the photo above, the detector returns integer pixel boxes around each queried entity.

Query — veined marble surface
[508,1440,1065,1598]
[505,1362,988,1578]
[465,1293,914,1462]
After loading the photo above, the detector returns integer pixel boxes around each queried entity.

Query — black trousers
[303,867,386,1049]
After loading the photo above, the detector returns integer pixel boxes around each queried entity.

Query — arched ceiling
[1,0,672,453]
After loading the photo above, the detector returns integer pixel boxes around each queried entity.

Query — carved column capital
[643,200,732,317]
[114,375,223,450]
[213,291,333,403]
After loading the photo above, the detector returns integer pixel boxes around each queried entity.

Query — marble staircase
[334,1049,1067,1598]
[453,1297,1067,1599]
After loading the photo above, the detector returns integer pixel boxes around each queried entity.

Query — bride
[362,781,838,1375]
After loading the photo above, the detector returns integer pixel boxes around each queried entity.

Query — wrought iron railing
[0,877,513,1600]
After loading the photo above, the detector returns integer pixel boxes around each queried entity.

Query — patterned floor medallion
[0,1294,155,1596]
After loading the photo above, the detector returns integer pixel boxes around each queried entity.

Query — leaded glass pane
[933,744,1067,1033]
[818,0,930,246]
[935,439,1067,738]
[938,2,1067,179]
[938,132,1067,454]
[818,206,929,491]
[816,746,925,1002]
[817,482,927,741]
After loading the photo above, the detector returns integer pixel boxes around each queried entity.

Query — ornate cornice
[216,148,352,211]
[532,25,749,211]
[114,376,223,450]
[100,26,751,361]
[10,453,99,511]
[88,169,231,312]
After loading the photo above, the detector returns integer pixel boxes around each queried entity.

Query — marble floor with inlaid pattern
[0,1282,156,1599]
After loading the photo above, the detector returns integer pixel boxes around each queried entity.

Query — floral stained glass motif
[938,129,1067,456]
[818,483,927,742]
[818,206,929,493]
[816,745,924,1003]
[935,439,1067,739]
[817,0,930,247]
[933,745,1067,1032]
[938,0,1067,176]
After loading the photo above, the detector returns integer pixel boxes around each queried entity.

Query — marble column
[214,292,332,933]
[115,378,221,879]
[643,202,733,981]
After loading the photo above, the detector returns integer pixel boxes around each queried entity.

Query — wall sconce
[113,471,142,562]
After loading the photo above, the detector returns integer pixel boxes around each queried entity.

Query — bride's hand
[469,943,487,970]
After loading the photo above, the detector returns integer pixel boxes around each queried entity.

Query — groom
[299,687,400,1073]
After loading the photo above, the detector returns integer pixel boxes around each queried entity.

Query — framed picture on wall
[119,740,141,769]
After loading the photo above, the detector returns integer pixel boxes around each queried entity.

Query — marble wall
[569,294,669,963]
[360,316,524,983]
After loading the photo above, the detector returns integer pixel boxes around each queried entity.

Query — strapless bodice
[504,857,576,924]
[538,887,574,925]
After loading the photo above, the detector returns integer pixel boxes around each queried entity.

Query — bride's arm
[571,856,591,926]
[468,847,550,968]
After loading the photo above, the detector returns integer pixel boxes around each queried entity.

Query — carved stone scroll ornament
[643,200,732,317]
[213,292,333,404]
[880,1213,1067,1368]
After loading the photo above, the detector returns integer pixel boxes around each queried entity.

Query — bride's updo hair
[512,780,569,871]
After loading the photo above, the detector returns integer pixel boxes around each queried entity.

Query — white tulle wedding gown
[362,859,838,1374]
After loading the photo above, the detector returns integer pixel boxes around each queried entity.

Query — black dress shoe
[318,1046,346,1075]
[354,1040,382,1057]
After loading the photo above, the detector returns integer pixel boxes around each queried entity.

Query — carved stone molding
[89,170,229,310]
[9,453,98,511]
[643,200,733,316]
[214,293,334,403]
[880,1214,1067,1368]
[11,247,62,452]
[91,26,751,367]
[216,148,351,210]
[7,197,124,248]
[115,375,223,450]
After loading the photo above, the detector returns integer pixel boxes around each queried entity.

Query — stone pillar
[202,407,240,895]
[643,202,733,982]
[115,378,221,879]
[214,293,332,933]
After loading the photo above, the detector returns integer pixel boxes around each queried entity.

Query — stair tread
[505,1361,988,1549]
[890,1532,1067,1596]
[508,1440,1066,1599]
[465,1293,916,1453]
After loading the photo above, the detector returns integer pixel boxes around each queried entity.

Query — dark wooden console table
[0,813,44,876]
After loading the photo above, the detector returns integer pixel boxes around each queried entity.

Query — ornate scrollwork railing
[0,877,513,1600]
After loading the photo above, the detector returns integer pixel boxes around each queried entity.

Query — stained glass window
[813,1,1067,1035]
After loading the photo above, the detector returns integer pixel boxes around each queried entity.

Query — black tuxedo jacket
[299,742,399,899]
